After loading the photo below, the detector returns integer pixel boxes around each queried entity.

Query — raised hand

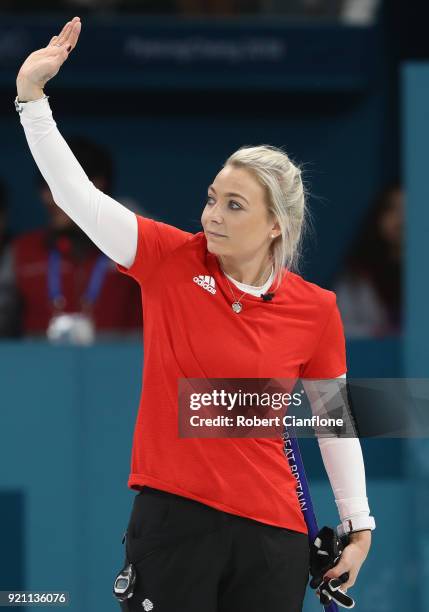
[16,16,81,100]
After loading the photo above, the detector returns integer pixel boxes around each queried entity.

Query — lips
[207,231,226,238]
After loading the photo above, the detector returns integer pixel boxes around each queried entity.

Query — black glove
[309,526,355,609]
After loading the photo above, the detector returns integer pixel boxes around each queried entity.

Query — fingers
[50,21,70,48]
[56,20,73,46]
[328,573,354,592]
[61,16,81,47]
[323,566,349,581]
[66,19,81,53]
[51,20,69,45]
[49,16,80,50]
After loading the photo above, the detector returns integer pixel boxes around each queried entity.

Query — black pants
[117,486,310,612]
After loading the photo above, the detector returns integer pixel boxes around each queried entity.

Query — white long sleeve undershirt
[17,95,371,523]
[18,95,137,269]
[317,374,370,522]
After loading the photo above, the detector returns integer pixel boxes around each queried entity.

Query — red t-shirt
[118,215,347,533]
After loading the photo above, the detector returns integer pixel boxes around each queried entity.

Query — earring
[271,234,276,238]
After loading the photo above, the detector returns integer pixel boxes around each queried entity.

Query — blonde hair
[224,144,308,290]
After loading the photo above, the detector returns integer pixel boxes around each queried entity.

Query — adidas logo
[193,275,216,294]
[142,598,154,610]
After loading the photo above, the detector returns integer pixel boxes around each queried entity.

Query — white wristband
[14,94,48,114]
[337,515,376,537]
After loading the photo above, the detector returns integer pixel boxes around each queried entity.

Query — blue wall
[0,342,142,611]
[402,62,429,612]
[0,338,409,611]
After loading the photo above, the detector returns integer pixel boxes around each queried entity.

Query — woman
[15,17,374,612]
[334,183,403,338]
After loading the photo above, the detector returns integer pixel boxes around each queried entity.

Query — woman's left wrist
[349,529,372,548]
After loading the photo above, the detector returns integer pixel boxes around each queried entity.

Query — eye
[205,196,242,210]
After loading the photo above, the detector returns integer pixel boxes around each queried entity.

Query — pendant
[232,302,242,314]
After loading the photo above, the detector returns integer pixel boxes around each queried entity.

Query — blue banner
[3,16,377,91]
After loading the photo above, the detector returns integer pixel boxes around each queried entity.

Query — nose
[206,202,223,224]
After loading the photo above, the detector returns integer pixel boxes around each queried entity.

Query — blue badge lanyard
[48,249,110,311]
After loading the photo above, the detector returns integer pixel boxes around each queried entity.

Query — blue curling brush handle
[284,426,339,612]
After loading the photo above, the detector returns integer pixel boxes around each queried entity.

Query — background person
[333,183,403,338]
[11,136,142,341]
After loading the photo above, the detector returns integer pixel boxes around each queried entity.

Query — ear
[270,219,281,239]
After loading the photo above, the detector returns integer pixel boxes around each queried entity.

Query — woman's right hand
[16,16,81,100]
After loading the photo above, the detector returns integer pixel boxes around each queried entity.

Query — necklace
[222,262,273,314]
